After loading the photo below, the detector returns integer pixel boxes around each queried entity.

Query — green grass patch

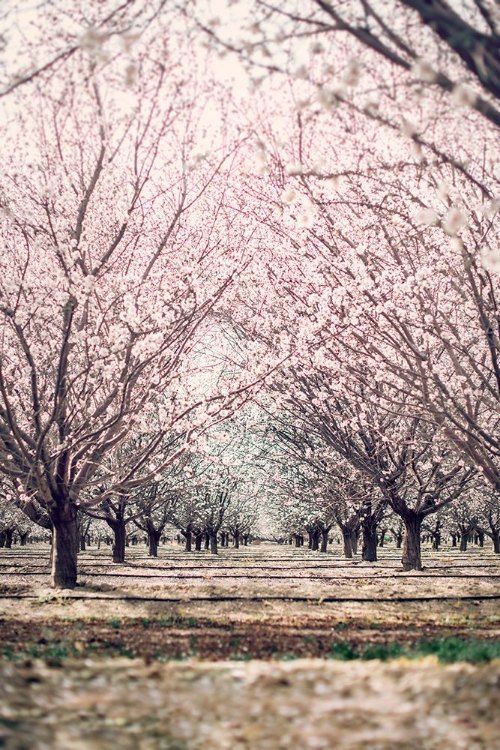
[329,637,500,664]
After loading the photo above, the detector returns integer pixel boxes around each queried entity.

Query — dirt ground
[1,541,500,748]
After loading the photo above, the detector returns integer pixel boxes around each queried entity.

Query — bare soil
[1,542,499,748]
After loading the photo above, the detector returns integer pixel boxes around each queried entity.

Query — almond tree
[0,27,271,588]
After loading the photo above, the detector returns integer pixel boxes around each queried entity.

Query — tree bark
[50,504,79,589]
[4,529,13,549]
[342,528,353,558]
[210,532,218,555]
[320,528,329,553]
[108,519,126,563]
[362,522,378,562]
[148,529,161,557]
[401,514,423,571]
[311,527,319,551]
[460,529,469,552]
[195,532,203,551]
[234,530,240,549]
[184,531,192,552]
[492,531,500,554]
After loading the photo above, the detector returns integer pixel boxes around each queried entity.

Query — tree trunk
[460,531,468,552]
[111,520,126,563]
[79,535,86,552]
[401,514,423,571]
[50,504,79,589]
[320,528,329,553]
[184,531,192,552]
[342,528,353,558]
[362,522,378,562]
[195,532,203,551]
[234,530,240,549]
[492,531,500,554]
[19,531,29,546]
[351,529,358,554]
[4,529,13,549]
[205,532,210,550]
[311,527,319,551]
[210,532,218,555]
[378,529,387,547]
[148,529,161,557]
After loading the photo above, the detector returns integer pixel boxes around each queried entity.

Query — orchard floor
[1,541,500,749]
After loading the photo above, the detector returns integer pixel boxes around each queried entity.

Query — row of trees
[0,1,499,585]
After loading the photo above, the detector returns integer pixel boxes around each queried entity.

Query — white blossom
[411,58,437,83]
[451,83,476,107]
[443,207,467,235]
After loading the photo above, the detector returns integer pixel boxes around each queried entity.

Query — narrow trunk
[378,529,387,547]
[205,533,210,550]
[19,532,29,546]
[492,531,500,554]
[148,529,161,557]
[184,531,192,552]
[294,535,301,548]
[401,514,423,571]
[50,504,79,589]
[460,531,468,552]
[79,535,86,552]
[311,528,319,551]
[351,529,358,554]
[234,530,240,549]
[195,532,203,551]
[210,532,218,555]
[362,522,378,562]
[320,529,329,553]
[4,529,13,549]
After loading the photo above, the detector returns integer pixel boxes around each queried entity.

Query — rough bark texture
[50,504,79,589]
[401,514,423,571]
